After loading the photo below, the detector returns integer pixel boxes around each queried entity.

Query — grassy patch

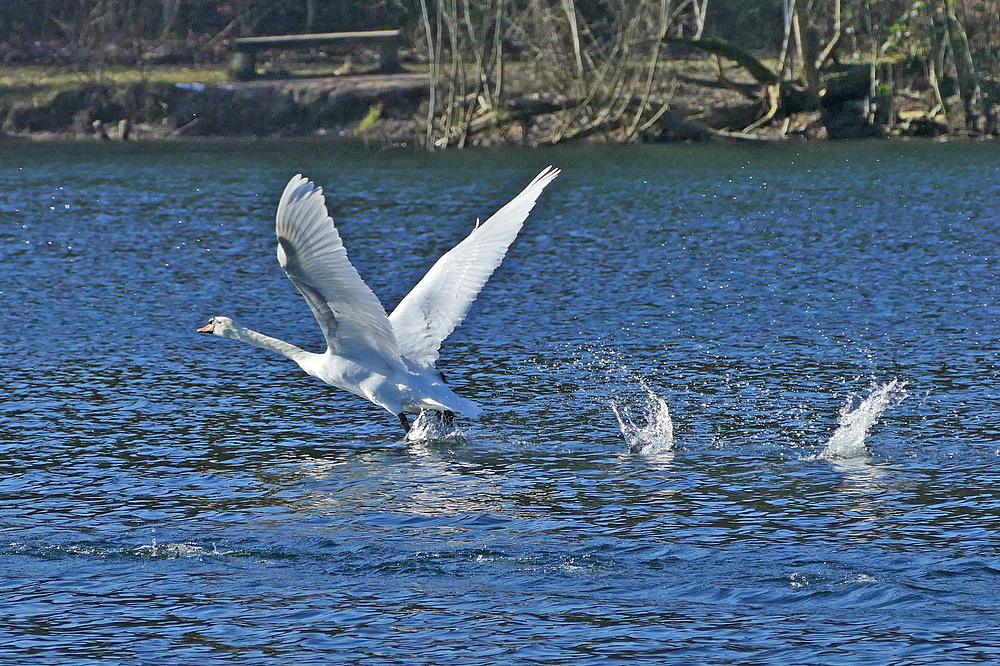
[0,65,229,106]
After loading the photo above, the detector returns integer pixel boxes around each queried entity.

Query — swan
[198,166,560,432]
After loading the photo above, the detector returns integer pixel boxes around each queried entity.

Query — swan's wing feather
[389,166,560,368]
[275,174,403,373]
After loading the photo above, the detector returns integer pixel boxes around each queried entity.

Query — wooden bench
[231,29,403,80]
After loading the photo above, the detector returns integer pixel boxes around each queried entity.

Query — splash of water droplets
[570,342,675,455]
[611,386,674,455]
[404,411,466,444]
[821,379,907,459]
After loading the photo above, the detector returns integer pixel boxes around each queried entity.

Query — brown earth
[0,58,976,146]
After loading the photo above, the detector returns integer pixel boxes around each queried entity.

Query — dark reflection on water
[2,140,1000,664]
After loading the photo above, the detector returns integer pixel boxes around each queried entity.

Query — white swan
[198,166,560,432]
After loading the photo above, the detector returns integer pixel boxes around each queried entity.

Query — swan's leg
[441,410,456,427]
[397,412,411,433]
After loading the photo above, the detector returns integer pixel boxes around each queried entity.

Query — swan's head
[197,316,239,338]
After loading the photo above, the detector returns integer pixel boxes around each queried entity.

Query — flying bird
[198,167,560,433]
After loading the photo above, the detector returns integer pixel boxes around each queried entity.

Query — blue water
[2,139,1000,664]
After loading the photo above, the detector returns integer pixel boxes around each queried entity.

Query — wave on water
[135,540,225,559]
[611,385,674,455]
[821,379,907,459]
[4,536,229,560]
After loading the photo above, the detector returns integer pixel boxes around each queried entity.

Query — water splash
[571,342,675,455]
[611,386,674,455]
[136,541,222,559]
[133,528,226,559]
[821,379,907,459]
[404,410,466,444]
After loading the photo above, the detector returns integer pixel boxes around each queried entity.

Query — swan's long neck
[224,323,313,364]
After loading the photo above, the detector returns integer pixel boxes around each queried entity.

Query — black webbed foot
[397,412,411,433]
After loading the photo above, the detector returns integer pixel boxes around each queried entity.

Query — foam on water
[821,379,907,459]
[611,385,674,455]
[135,541,223,559]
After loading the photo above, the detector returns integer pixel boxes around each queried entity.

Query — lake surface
[2,139,1000,664]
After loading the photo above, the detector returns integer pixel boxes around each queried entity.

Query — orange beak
[197,323,214,333]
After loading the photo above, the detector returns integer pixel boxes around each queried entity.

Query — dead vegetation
[2,0,998,145]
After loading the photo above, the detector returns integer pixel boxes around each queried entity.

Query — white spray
[611,383,674,455]
[821,379,907,459]
[404,410,464,444]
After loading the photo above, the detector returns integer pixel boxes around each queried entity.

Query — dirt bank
[1,70,428,145]
[1,60,990,146]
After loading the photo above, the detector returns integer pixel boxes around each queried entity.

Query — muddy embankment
[1,73,429,144]
[1,62,984,145]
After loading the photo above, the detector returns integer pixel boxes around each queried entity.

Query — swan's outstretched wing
[275,175,404,374]
[389,166,560,369]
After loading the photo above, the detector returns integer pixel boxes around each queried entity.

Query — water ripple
[2,141,1000,664]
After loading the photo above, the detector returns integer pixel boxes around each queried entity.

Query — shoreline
[2,64,996,147]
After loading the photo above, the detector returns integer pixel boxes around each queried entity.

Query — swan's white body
[199,167,559,429]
